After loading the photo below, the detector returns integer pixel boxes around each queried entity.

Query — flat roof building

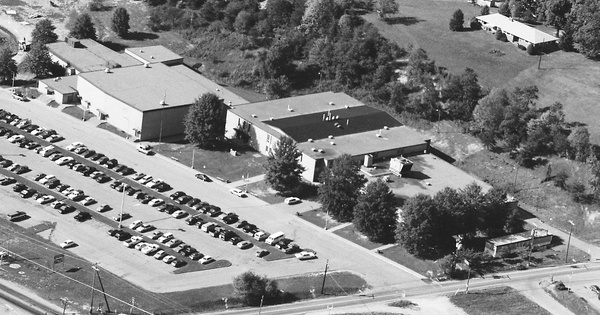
[476,14,558,49]
[225,92,431,181]
[125,45,184,66]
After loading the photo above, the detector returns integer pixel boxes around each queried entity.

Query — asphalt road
[208,262,600,315]
[0,90,425,293]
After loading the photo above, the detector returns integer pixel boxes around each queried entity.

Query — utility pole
[93,265,111,314]
[130,297,135,314]
[465,259,471,294]
[258,295,264,314]
[60,297,72,315]
[119,185,127,229]
[89,263,97,314]
[565,220,575,263]
[320,259,329,294]
[191,149,195,169]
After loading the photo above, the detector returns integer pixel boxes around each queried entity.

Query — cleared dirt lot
[0,92,426,294]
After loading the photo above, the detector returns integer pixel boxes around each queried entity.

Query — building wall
[48,53,79,75]
[140,105,190,141]
[77,77,144,138]
[300,153,318,182]
[225,112,277,155]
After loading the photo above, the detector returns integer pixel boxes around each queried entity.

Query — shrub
[470,17,481,30]
[495,29,507,41]
[449,9,464,31]
[480,5,490,15]
[526,43,536,55]
[517,44,526,50]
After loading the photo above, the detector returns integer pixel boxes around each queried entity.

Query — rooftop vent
[140,49,144,53]
[376,133,381,138]
[104,68,111,73]
[216,88,220,92]
[329,101,334,105]
[251,114,257,118]
[144,63,150,68]
[318,149,325,153]
[150,55,154,59]
[330,141,335,145]
[311,148,317,152]
[269,117,274,121]
[328,135,334,139]
[287,105,293,112]
[159,100,166,105]
[308,138,313,142]
[345,105,349,109]
[384,126,389,130]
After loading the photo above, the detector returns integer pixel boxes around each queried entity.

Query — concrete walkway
[511,281,577,315]
[228,174,265,189]
[327,222,352,233]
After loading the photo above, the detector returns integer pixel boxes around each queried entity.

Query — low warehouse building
[225,92,431,182]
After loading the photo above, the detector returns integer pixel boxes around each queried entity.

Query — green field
[450,286,552,315]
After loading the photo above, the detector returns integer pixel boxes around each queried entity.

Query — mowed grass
[544,285,600,315]
[365,0,539,89]
[450,286,552,315]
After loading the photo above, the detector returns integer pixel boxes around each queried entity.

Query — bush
[526,43,536,55]
[480,5,490,15]
[517,44,526,50]
[495,29,507,41]
[449,9,464,31]
[470,17,481,30]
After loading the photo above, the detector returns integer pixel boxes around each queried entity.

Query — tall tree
[442,68,482,121]
[22,42,58,78]
[589,155,600,193]
[264,136,305,195]
[31,19,58,45]
[111,7,131,38]
[183,93,226,149]
[232,271,279,306]
[480,5,490,15]
[498,2,511,17]
[301,0,335,35]
[376,0,399,20]
[449,9,464,31]
[0,48,17,83]
[545,0,572,33]
[574,12,600,59]
[567,126,590,162]
[353,179,397,243]
[472,88,510,148]
[318,154,366,222]
[68,13,97,40]
[267,0,294,29]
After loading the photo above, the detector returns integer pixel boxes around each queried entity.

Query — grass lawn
[300,208,343,230]
[365,0,539,89]
[244,180,284,204]
[379,245,439,276]
[157,142,267,184]
[543,283,600,315]
[333,225,382,250]
[450,286,552,315]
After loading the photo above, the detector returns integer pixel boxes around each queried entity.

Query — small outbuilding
[476,13,558,50]
[485,229,553,257]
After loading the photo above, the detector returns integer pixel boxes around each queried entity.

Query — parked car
[189,252,204,260]
[169,191,186,200]
[195,173,211,182]
[162,255,176,264]
[137,144,153,155]
[74,211,91,222]
[112,213,131,221]
[149,198,164,207]
[229,188,247,198]
[199,256,215,265]
[80,197,96,206]
[153,250,167,260]
[59,240,76,248]
[256,250,270,258]
[66,142,84,151]
[37,195,56,204]
[237,241,253,249]
[151,231,163,240]
[295,251,317,260]
[96,204,111,212]
[284,197,301,205]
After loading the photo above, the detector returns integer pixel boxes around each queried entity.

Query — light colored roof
[47,39,141,73]
[124,46,183,64]
[228,92,365,138]
[297,125,430,160]
[39,75,78,94]
[78,63,248,112]
[476,13,557,44]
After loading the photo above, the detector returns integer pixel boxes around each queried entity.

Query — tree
[89,0,105,11]
[0,48,17,83]
[183,93,226,149]
[472,88,510,148]
[353,179,397,243]
[301,0,335,35]
[21,42,60,78]
[318,154,366,222]
[499,2,511,17]
[68,13,97,40]
[233,271,279,306]
[449,9,464,31]
[264,136,305,195]
[267,0,294,29]
[558,20,575,52]
[567,126,590,162]
[589,155,600,193]
[480,5,490,15]
[376,0,399,20]
[31,19,58,45]
[574,12,600,59]
[442,68,482,121]
[545,0,572,33]
[263,75,291,99]
[111,7,131,38]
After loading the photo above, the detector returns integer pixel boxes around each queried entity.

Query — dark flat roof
[265,106,402,142]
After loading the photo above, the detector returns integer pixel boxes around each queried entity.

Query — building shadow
[127,32,160,41]
[99,40,128,52]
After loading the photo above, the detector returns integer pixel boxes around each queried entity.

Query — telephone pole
[320,259,329,294]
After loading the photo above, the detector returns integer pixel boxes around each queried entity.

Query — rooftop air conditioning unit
[345,105,349,109]
[251,114,257,118]
[308,139,313,142]
[384,126,389,130]
[330,142,335,145]
[376,133,381,138]
[318,149,325,153]
[328,135,334,139]
[311,148,317,152]
[144,63,150,68]
[329,102,334,105]
[216,88,220,91]
[269,117,274,121]
[150,55,154,59]
[160,100,166,105]
[140,49,144,53]
[104,68,111,73]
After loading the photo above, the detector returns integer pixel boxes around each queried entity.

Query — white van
[265,231,285,245]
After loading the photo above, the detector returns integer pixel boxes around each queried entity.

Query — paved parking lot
[0,90,426,293]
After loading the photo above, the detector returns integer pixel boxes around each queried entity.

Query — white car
[162,255,176,264]
[60,240,76,248]
[157,232,173,243]
[37,195,56,204]
[295,251,317,260]
[8,135,24,143]
[171,210,186,219]
[229,188,247,198]
[50,201,65,209]
[141,244,159,255]
[80,197,96,206]
[199,256,215,265]
[148,198,164,207]
[284,197,301,205]
[123,236,143,248]
[66,142,84,151]
[67,190,84,200]
[137,144,153,155]
[146,179,163,188]
[153,250,167,260]
[31,128,45,136]
[39,174,56,185]
[129,220,143,230]
[56,156,74,166]
[136,224,154,233]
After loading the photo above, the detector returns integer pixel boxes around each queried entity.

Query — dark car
[154,182,170,192]
[141,195,153,204]
[74,211,91,222]
[91,153,105,161]
[83,150,96,158]
[223,214,239,224]
[0,159,13,168]
[20,188,36,198]
[114,230,131,241]
[159,203,176,213]
[185,215,203,226]
[13,183,27,192]
[177,195,192,205]
[135,192,148,201]
[50,153,63,161]
[58,205,76,214]
[95,175,112,183]
[105,159,119,168]
[114,164,127,173]
[0,177,16,186]
[208,208,223,217]
[14,165,30,174]
[97,156,110,165]
[187,198,201,207]
[236,220,249,229]
[108,229,121,237]
[46,179,61,189]
[56,184,71,192]
[110,180,122,189]
[170,191,186,200]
